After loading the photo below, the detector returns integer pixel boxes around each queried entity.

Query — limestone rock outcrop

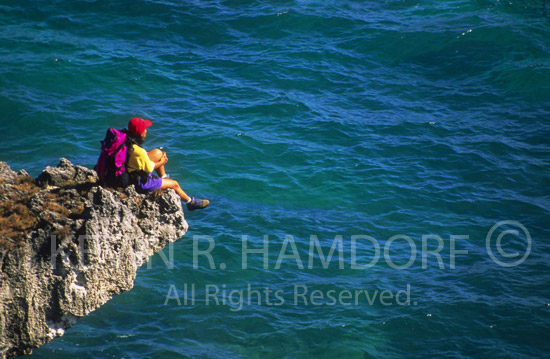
[0,159,188,358]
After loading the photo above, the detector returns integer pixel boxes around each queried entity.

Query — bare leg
[148,148,166,177]
[151,149,208,210]
[161,178,191,202]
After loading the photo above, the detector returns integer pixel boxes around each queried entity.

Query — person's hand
[161,152,168,165]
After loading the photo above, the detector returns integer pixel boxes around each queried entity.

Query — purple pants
[136,173,162,193]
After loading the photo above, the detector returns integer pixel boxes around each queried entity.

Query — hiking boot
[186,197,209,211]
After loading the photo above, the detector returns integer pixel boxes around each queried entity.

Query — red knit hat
[128,117,152,136]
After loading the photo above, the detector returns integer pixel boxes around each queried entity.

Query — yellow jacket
[127,144,155,174]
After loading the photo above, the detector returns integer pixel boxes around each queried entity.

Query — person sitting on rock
[126,117,209,211]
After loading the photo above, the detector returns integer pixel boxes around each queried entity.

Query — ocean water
[1,0,550,358]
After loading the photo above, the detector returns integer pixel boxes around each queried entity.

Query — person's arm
[134,146,156,173]
[153,152,168,170]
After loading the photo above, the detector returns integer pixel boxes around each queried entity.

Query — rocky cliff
[0,159,188,358]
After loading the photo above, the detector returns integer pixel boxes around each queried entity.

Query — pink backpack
[94,128,130,187]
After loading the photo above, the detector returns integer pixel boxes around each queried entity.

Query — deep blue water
[1,0,550,358]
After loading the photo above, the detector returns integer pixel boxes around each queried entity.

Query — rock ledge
[0,159,188,358]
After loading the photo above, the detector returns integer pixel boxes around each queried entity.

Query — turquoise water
[2,0,550,357]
